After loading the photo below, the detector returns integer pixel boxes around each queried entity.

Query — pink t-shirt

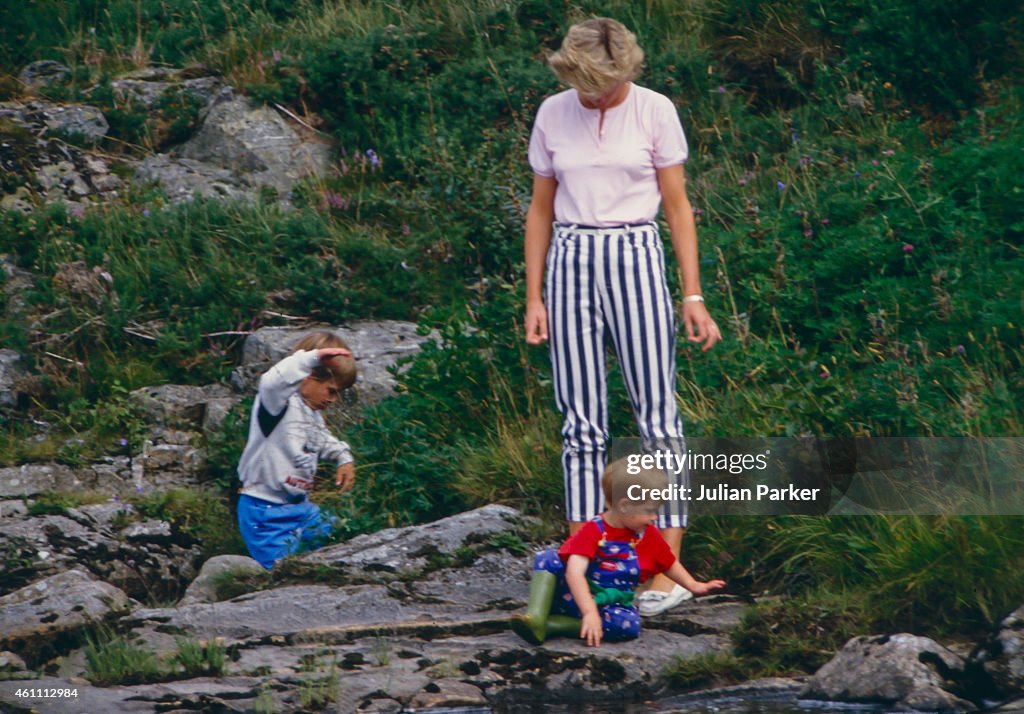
[528,83,688,227]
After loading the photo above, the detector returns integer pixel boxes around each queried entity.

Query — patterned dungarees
[533,516,643,641]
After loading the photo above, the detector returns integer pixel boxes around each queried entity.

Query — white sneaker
[636,584,693,617]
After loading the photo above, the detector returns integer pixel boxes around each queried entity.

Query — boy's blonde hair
[602,456,669,506]
[292,331,356,390]
[548,18,644,97]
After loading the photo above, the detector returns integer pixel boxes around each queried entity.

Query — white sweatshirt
[237,350,353,504]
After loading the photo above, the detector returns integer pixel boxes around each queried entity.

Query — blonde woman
[524,18,721,616]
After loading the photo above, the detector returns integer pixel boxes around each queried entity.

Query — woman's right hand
[525,301,549,345]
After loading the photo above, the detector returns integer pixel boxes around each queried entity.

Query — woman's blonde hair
[292,330,357,390]
[548,18,644,97]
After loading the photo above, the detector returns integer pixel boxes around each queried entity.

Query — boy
[512,457,725,647]
[236,331,357,569]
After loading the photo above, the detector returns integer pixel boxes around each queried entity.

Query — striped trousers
[545,222,687,528]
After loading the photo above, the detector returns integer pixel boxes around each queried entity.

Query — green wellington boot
[510,570,558,644]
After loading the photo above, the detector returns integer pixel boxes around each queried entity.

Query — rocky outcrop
[135,86,330,203]
[802,633,976,711]
[0,100,109,143]
[0,500,201,601]
[0,569,132,665]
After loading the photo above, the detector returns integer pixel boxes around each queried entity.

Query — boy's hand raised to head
[318,347,352,362]
[335,462,356,493]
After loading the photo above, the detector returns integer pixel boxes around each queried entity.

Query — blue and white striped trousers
[545,222,687,528]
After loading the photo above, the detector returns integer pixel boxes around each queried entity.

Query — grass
[83,628,164,686]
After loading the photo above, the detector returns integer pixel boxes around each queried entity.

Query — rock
[134,153,252,202]
[231,322,435,420]
[0,650,27,672]
[2,254,36,317]
[0,463,75,498]
[0,117,121,210]
[0,569,132,664]
[123,519,173,542]
[129,383,236,430]
[41,105,109,142]
[0,100,108,142]
[179,554,264,606]
[409,679,488,708]
[18,60,71,89]
[803,633,976,711]
[975,603,1024,695]
[0,499,29,518]
[178,87,330,195]
[301,504,523,572]
[0,348,27,409]
[110,72,224,110]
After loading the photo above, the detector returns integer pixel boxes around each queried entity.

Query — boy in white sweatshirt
[236,331,357,568]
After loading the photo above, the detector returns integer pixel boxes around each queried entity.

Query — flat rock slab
[131,580,516,644]
[301,503,523,572]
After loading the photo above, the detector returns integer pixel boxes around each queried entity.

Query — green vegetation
[83,628,228,685]
[83,628,164,686]
[1,0,1022,672]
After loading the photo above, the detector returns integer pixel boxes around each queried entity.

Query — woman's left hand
[682,301,722,351]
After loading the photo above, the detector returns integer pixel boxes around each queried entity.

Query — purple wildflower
[776,181,786,191]
[882,149,895,156]
[119,438,128,447]
[791,131,799,142]
[366,149,379,167]
[142,208,150,218]
[716,85,726,94]
[135,484,143,493]
[821,218,830,225]
[955,344,966,355]
[903,243,914,254]
[872,159,879,166]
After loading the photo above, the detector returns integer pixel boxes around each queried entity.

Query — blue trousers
[534,550,641,641]
[545,223,688,527]
[237,494,336,569]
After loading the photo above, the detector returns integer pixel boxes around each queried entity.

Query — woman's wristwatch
[682,294,704,303]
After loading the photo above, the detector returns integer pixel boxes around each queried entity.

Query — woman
[524,17,721,616]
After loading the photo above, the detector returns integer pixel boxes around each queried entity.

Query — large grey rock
[0,463,76,498]
[0,100,108,142]
[0,570,132,663]
[18,60,71,88]
[134,153,252,202]
[178,87,330,195]
[231,322,434,421]
[301,504,523,572]
[179,554,264,606]
[803,633,976,711]
[129,382,236,430]
[109,68,224,110]
[976,603,1024,695]
[0,348,26,408]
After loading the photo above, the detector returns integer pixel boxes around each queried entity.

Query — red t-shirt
[558,519,677,583]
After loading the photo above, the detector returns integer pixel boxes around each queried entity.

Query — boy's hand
[580,611,603,647]
[335,462,356,493]
[689,579,726,596]
[318,347,352,362]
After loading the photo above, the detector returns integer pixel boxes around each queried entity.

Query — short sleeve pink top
[527,83,688,227]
